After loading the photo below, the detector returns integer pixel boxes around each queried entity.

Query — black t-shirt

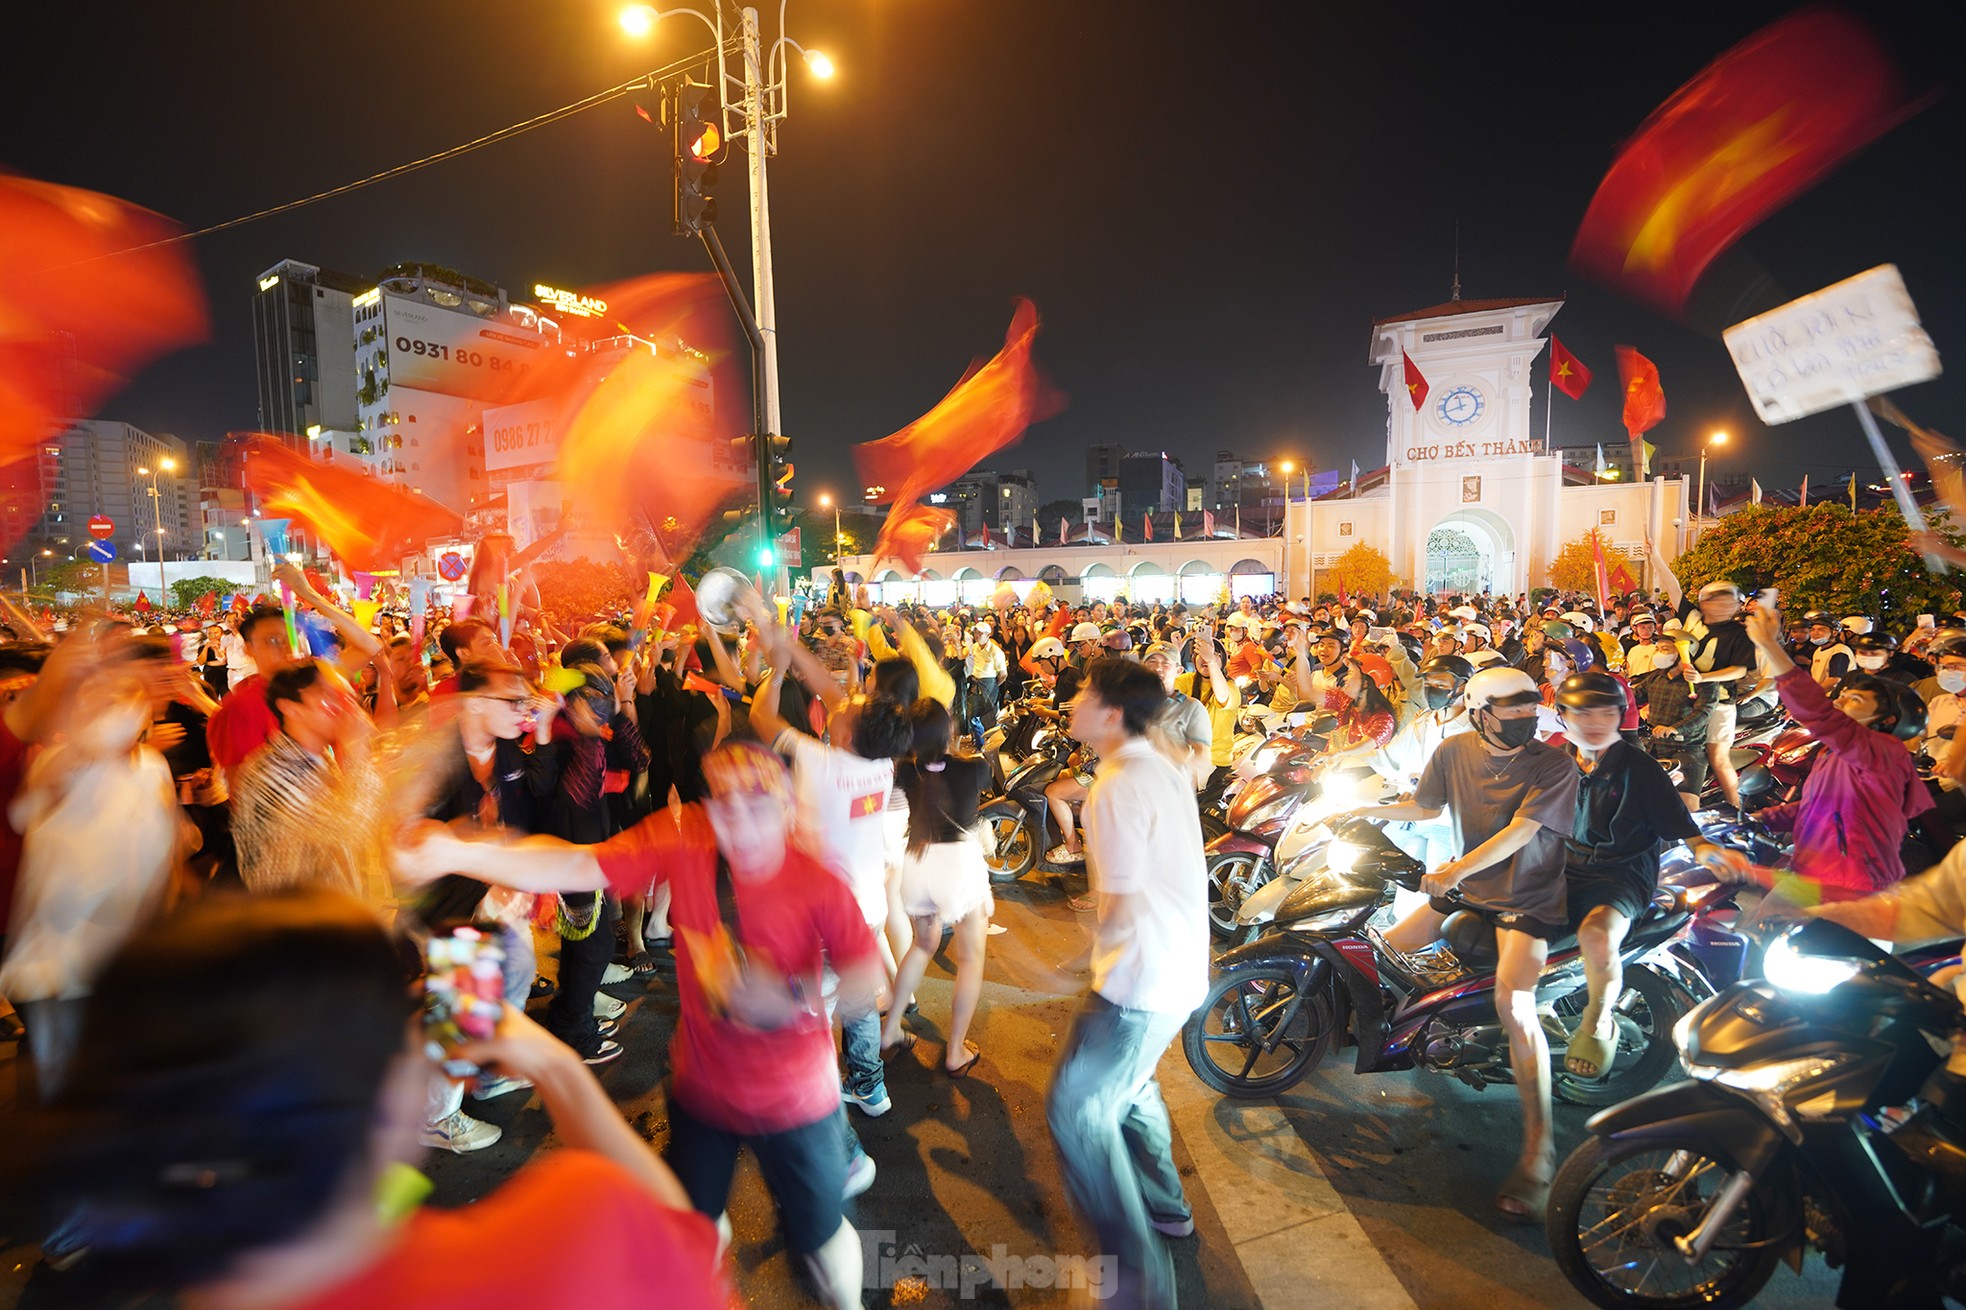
[896,754,989,846]
[1685,616,1756,703]
[1565,739,1700,889]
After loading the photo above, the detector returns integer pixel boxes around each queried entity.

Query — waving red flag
[1616,347,1666,477]
[1549,337,1593,400]
[1570,8,1920,316]
[854,299,1062,508]
[238,435,462,570]
[1400,352,1429,412]
[873,500,955,576]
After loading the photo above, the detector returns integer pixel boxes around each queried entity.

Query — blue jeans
[1046,992,1191,1310]
[841,1009,887,1102]
[498,923,534,1011]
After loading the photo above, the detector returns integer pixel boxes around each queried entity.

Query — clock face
[1436,385,1485,428]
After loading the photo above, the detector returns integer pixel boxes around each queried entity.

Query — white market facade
[820,536,1284,609]
[1283,295,1693,598]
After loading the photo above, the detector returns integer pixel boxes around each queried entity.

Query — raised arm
[274,561,382,672]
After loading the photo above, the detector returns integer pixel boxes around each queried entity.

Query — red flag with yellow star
[1401,352,1429,411]
[1617,347,1666,476]
[1549,336,1592,400]
[1569,8,1920,316]
[238,434,462,571]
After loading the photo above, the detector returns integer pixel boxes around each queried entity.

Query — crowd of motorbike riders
[886,573,1966,1305]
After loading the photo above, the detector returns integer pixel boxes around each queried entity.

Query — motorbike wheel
[1182,965,1335,1098]
[1206,851,1270,942]
[1551,966,1685,1108]
[979,803,1037,883]
[1546,1135,1790,1310]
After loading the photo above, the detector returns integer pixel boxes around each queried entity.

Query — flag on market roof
[1401,352,1429,411]
[1202,510,1216,537]
[1848,471,1858,509]
[981,521,991,548]
[1616,347,1666,477]
[872,500,954,575]
[238,435,463,571]
[1569,8,1922,316]
[1173,511,1182,540]
[1143,512,1153,542]
[1349,459,1360,490]
[1595,443,1607,475]
[853,299,1063,510]
[1799,474,1809,507]
[1549,337,1593,400]
[1033,511,1040,544]
[1751,478,1763,505]
[1060,516,1070,545]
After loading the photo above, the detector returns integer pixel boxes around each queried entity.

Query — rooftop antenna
[1451,219,1462,302]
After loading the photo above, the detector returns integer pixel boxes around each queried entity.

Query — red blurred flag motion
[197,591,217,616]
[1609,560,1640,596]
[238,436,462,570]
[873,500,955,576]
[1569,8,1919,316]
[1401,353,1429,411]
[0,175,208,554]
[1549,337,1593,400]
[133,591,151,614]
[1616,347,1666,476]
[854,299,1062,509]
[1590,528,1611,613]
[546,274,746,550]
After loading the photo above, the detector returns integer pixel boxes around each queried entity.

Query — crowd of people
[7,545,1966,1307]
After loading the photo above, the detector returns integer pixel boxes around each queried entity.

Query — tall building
[43,420,193,561]
[1119,451,1187,513]
[1086,443,1124,495]
[1207,451,1279,512]
[252,260,368,439]
[938,467,1039,536]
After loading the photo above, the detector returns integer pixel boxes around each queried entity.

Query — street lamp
[1696,430,1728,539]
[138,458,175,604]
[817,492,842,561]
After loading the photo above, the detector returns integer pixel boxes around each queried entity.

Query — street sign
[88,515,115,540]
[437,551,468,581]
[1723,264,1943,425]
[86,539,117,563]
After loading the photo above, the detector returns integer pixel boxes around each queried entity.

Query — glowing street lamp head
[160,457,176,471]
[817,493,832,508]
[803,49,835,79]
[1710,431,1729,447]
[1278,460,1295,475]
[619,5,657,38]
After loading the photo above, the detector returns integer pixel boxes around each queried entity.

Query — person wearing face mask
[1802,611,1853,688]
[1553,670,1714,1080]
[1736,602,1933,897]
[1631,633,1713,809]
[1313,656,1400,767]
[1846,631,1908,686]
[1327,666,1578,1220]
[1679,582,1757,810]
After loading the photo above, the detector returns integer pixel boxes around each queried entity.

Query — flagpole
[1544,365,1552,454]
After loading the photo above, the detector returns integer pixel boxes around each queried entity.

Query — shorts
[899,834,994,923]
[1429,895,1565,941]
[665,1097,844,1254]
[1706,701,1738,750]
[1565,871,1655,929]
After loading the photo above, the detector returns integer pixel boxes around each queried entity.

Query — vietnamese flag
[1549,337,1593,400]
[1401,352,1429,411]
[873,500,955,575]
[1569,8,1921,316]
[1143,512,1153,542]
[1616,347,1666,475]
[854,299,1063,509]
[239,435,463,570]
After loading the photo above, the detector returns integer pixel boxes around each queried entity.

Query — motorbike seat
[1438,886,1682,971]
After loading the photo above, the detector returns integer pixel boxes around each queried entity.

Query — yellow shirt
[1176,671,1242,767]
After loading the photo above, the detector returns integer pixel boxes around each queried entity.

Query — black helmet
[1555,668,1630,715]
[1850,632,1897,654]
[1419,654,1475,686]
[1839,672,1926,741]
[1931,629,1966,660]
[1802,610,1834,629]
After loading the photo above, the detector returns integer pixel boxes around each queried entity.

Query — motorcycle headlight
[1764,936,1863,995]
[1704,1054,1853,1141]
[1239,792,1301,833]
[1327,839,1363,873]
[1320,772,1363,805]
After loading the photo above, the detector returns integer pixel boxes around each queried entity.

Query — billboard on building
[482,345,719,475]
[382,294,554,402]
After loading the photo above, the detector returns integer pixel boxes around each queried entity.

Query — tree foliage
[1548,536,1602,593]
[1671,503,1966,623]
[170,576,237,609]
[1328,542,1394,601]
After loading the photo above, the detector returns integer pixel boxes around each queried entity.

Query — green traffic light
[758,546,775,567]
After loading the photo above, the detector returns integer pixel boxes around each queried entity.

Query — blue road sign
[86,539,117,563]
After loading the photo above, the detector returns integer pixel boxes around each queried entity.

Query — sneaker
[529,974,556,1000]
[597,1018,620,1038]
[843,1085,892,1118]
[601,962,634,985]
[843,1152,877,1200]
[1150,1214,1195,1238]
[594,994,627,1020]
[583,1039,625,1066]
[1046,844,1085,865]
[419,1109,501,1153]
[471,1073,534,1101]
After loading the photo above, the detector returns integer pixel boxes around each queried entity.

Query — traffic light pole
[698,225,775,579]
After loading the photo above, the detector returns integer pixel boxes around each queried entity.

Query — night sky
[3,0,1961,511]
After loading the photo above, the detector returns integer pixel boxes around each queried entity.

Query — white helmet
[1561,610,1596,634]
[1029,637,1066,660]
[1464,665,1541,710]
[1462,621,1491,643]
[1842,616,1873,635]
[1069,622,1102,643]
[1449,605,1479,621]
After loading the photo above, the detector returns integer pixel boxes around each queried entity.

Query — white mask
[1652,649,1678,668]
[1855,654,1888,671]
[1939,670,1966,695]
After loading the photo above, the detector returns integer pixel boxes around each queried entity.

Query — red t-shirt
[596,806,877,1135]
[292,1152,726,1310]
[207,674,279,778]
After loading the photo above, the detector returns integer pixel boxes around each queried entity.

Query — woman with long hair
[880,699,992,1077]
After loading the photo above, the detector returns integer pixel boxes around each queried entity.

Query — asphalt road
[1,873,1851,1308]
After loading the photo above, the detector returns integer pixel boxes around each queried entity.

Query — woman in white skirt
[880,698,992,1077]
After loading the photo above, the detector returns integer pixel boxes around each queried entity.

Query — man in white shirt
[1046,657,1208,1310]
[222,618,255,688]
[964,620,1008,733]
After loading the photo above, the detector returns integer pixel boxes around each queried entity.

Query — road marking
[1163,1055,1420,1310]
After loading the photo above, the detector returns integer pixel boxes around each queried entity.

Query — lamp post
[817,492,841,561]
[1695,430,1727,542]
[621,3,833,558]
[138,458,175,605]
[1279,459,1313,600]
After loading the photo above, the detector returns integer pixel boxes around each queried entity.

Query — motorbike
[1218,764,1401,942]
[1184,818,1699,1109]
[978,735,1093,883]
[1546,918,1966,1310]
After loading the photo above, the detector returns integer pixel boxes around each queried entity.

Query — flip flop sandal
[946,1043,982,1078]
[1564,1030,1619,1080]
[1495,1164,1552,1224]
[629,949,661,977]
[881,1031,917,1059]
